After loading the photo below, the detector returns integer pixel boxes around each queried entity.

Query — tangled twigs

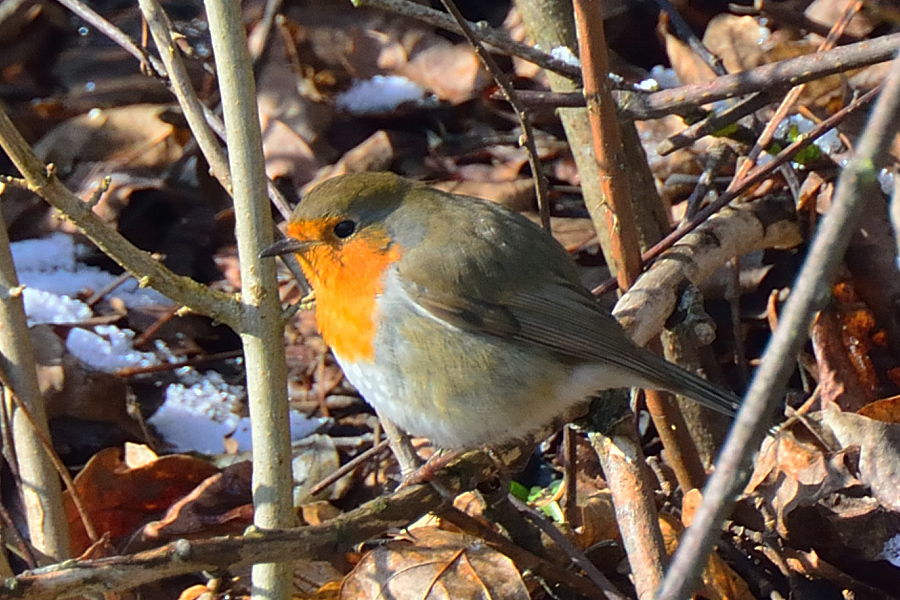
[504,31,900,120]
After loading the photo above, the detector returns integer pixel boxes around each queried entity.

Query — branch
[657,50,900,600]
[351,0,582,80]
[507,31,900,119]
[0,106,242,331]
[614,196,802,347]
[201,1,295,599]
[1,454,502,600]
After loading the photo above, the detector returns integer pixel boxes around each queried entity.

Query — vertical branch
[202,2,294,600]
[0,184,69,561]
[573,2,667,595]
[573,0,641,290]
[512,0,618,274]
[573,2,712,594]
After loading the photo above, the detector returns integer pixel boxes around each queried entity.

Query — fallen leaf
[743,428,858,535]
[340,527,528,600]
[141,460,253,541]
[659,512,752,599]
[822,401,900,512]
[703,15,767,73]
[64,446,219,554]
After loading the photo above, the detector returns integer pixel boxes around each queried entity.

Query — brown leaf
[141,461,253,541]
[805,0,878,37]
[858,395,900,423]
[822,402,900,512]
[702,15,768,73]
[340,527,529,600]
[743,429,858,535]
[659,512,753,600]
[574,489,619,551]
[432,178,536,213]
[811,308,875,411]
[662,25,716,85]
[400,42,488,104]
[33,104,183,173]
[64,446,219,554]
[304,131,395,194]
[31,325,137,437]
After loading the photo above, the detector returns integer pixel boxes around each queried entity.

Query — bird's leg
[398,449,464,488]
[375,409,422,477]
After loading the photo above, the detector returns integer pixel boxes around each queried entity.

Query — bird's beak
[259,237,312,258]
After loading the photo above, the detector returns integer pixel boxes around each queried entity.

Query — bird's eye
[333,219,356,239]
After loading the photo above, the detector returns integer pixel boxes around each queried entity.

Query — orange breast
[287,220,403,363]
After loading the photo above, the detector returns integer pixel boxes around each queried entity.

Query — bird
[262,172,740,450]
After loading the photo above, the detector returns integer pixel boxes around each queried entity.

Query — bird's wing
[400,263,634,366]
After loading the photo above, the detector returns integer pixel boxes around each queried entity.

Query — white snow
[884,532,900,567]
[22,288,92,325]
[335,75,426,114]
[148,370,325,454]
[647,65,681,90]
[66,325,159,372]
[12,232,170,326]
[550,46,581,68]
[879,168,894,196]
[13,232,326,456]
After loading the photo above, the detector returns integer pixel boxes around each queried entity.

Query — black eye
[333,219,356,239]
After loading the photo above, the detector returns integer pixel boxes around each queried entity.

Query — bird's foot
[397,449,463,489]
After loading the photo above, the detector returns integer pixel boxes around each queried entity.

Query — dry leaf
[141,460,253,541]
[858,395,900,423]
[659,512,753,599]
[33,104,183,173]
[702,15,767,73]
[340,527,528,600]
[743,429,858,535]
[822,401,900,512]
[811,308,875,411]
[805,0,878,37]
[64,447,219,554]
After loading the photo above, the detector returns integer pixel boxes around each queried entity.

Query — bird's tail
[630,351,741,416]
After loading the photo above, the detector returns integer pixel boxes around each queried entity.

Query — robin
[262,172,740,450]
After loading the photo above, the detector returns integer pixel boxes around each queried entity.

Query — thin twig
[507,494,628,600]
[657,50,900,600]
[56,0,160,72]
[658,92,775,156]
[308,439,390,497]
[727,0,863,191]
[351,0,581,80]
[682,143,733,223]
[594,84,881,296]
[436,0,550,230]
[506,31,900,119]
[655,0,726,76]
[0,377,98,544]
[248,0,284,69]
